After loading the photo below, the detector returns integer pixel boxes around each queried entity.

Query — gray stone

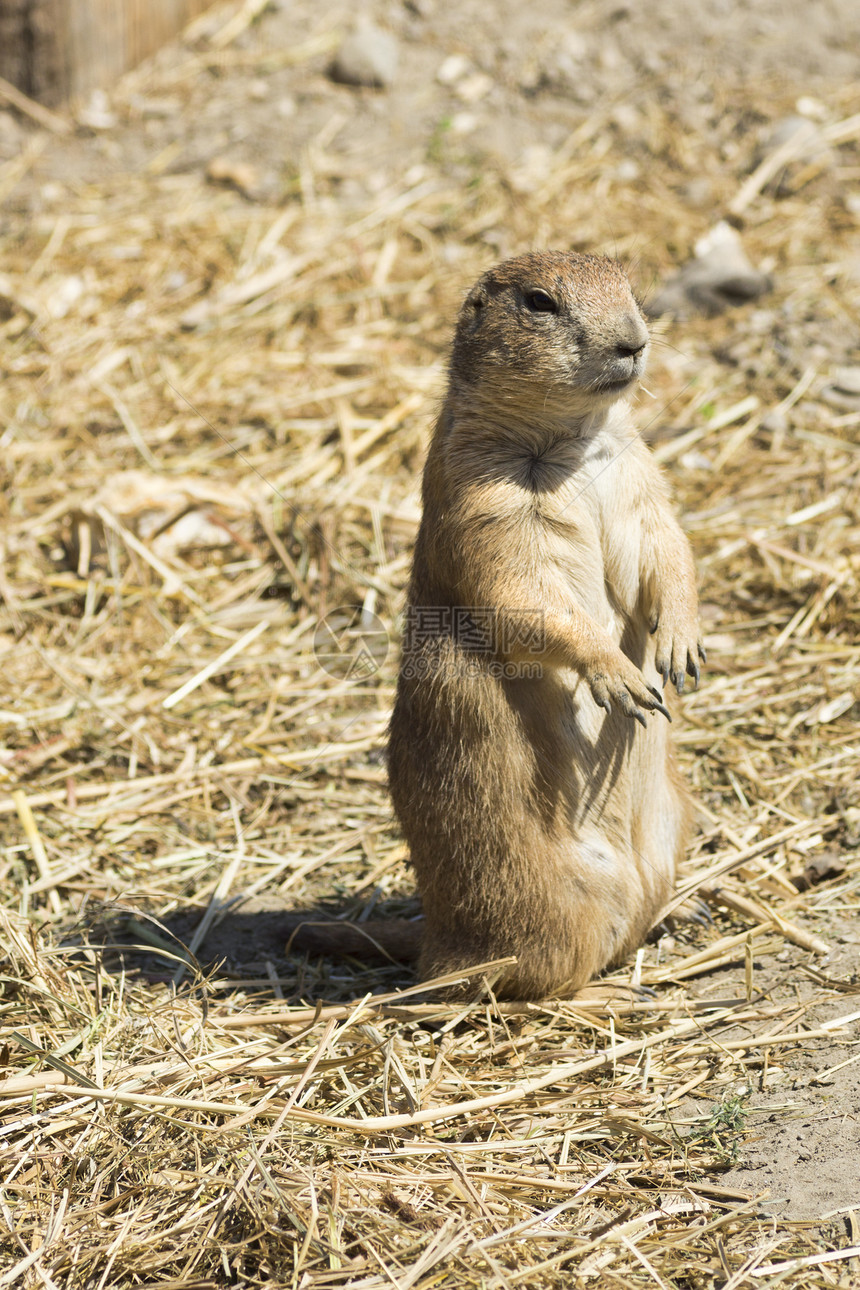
[821,366,860,409]
[814,363,860,407]
[647,221,771,319]
[832,365,860,396]
[331,23,399,89]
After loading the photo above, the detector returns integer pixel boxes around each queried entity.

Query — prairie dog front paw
[650,606,705,694]
[588,650,672,726]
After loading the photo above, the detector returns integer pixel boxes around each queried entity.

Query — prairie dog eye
[524,289,557,314]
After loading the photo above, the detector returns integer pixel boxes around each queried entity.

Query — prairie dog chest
[530,431,645,618]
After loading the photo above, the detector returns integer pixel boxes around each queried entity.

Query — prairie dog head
[449,252,649,419]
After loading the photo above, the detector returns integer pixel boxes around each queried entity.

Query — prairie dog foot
[649,895,712,939]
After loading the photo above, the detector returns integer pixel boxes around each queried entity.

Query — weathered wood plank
[0,0,218,105]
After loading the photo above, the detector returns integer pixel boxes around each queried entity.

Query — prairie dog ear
[460,284,488,333]
[466,285,487,312]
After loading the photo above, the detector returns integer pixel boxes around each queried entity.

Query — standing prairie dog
[386,251,704,999]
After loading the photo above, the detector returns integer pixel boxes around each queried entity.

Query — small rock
[611,103,641,134]
[804,692,855,726]
[331,22,399,89]
[450,112,479,135]
[821,388,860,410]
[437,54,472,86]
[832,365,860,396]
[795,95,827,120]
[39,182,66,205]
[821,366,860,409]
[647,221,771,319]
[77,89,117,131]
[47,275,85,319]
[679,450,713,472]
[746,307,778,334]
[435,54,493,102]
[455,71,493,103]
[614,159,640,182]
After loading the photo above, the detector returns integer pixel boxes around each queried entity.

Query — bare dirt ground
[2,0,860,1285]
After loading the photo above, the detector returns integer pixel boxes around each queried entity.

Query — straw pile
[1,12,859,1285]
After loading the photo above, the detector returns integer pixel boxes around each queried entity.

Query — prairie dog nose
[614,315,649,359]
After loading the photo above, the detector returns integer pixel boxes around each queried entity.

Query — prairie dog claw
[589,662,672,724]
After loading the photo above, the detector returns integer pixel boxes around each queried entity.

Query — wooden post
[0,0,218,105]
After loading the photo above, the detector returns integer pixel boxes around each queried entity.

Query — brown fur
[386,251,703,999]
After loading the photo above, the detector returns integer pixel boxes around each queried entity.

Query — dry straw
[1,8,859,1287]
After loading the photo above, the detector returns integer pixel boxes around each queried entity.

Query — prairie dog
[386,251,704,999]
